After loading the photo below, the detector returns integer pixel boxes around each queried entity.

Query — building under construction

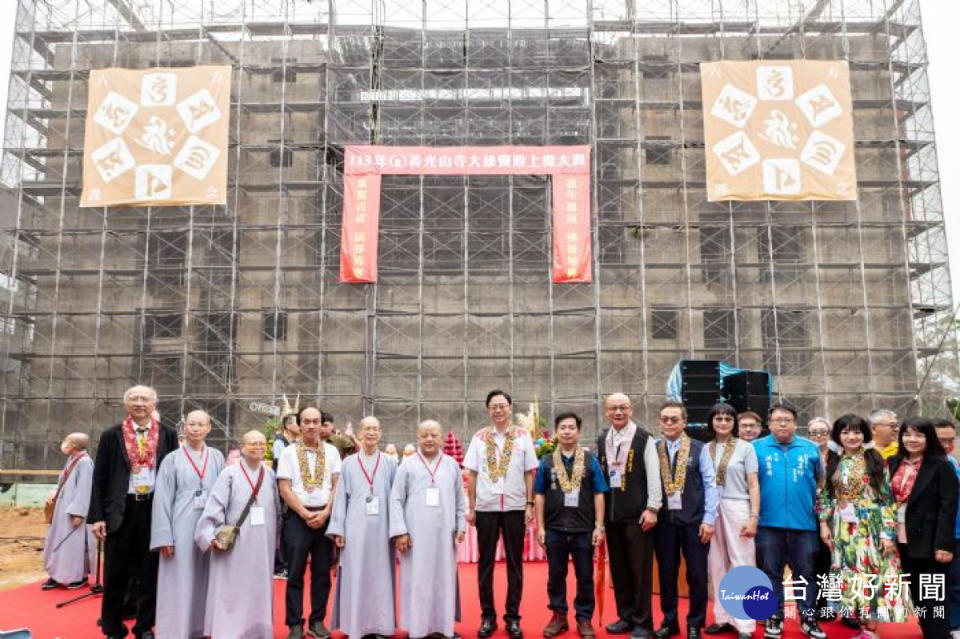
[0,0,956,468]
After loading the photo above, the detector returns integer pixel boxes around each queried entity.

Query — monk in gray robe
[150,410,225,639]
[389,419,466,639]
[42,432,96,589]
[195,430,279,639]
[327,416,398,639]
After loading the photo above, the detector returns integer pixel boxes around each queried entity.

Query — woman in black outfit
[888,416,959,638]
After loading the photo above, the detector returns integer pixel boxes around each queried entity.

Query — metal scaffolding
[0,0,956,468]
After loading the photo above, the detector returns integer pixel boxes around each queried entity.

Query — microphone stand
[57,538,103,608]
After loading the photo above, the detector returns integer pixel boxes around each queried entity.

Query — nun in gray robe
[389,422,466,639]
[327,447,398,637]
[43,450,96,585]
[150,442,225,638]
[195,433,279,639]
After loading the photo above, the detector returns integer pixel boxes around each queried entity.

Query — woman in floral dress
[818,413,906,638]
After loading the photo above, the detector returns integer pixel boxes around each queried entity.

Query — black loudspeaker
[678,359,722,426]
[721,371,772,424]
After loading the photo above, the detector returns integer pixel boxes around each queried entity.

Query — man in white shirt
[277,406,342,639]
[464,390,540,639]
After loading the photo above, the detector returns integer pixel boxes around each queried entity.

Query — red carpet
[0,562,922,638]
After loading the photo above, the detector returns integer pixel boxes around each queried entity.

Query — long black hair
[897,416,947,461]
[824,414,886,498]
[706,402,739,440]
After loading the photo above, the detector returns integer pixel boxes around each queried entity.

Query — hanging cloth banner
[340,145,592,283]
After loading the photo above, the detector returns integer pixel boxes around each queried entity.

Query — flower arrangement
[514,398,556,458]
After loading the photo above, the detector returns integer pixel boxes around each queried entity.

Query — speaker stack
[720,370,772,425]
[677,359,722,438]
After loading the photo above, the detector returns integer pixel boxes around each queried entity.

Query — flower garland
[553,445,585,493]
[297,441,326,492]
[659,435,691,496]
[709,439,737,486]
[485,427,515,482]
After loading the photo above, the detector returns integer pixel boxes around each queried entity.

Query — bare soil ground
[0,506,47,591]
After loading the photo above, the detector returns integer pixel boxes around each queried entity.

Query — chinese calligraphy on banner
[701,60,857,202]
[80,66,231,207]
[341,145,592,283]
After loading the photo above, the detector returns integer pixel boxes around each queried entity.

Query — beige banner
[81,65,231,207]
[701,60,857,201]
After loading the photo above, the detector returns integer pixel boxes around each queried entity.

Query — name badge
[132,468,153,493]
[897,504,906,524]
[249,505,265,527]
[609,470,622,488]
[840,502,857,523]
[365,494,380,516]
[564,491,579,508]
[193,489,207,510]
[489,479,504,495]
[667,492,682,511]
[425,486,440,507]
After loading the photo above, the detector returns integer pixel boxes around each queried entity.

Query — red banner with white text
[340,145,591,283]
[340,173,382,283]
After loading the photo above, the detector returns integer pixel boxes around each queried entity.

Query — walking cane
[57,538,103,608]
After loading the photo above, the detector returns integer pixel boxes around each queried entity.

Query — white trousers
[707,498,757,633]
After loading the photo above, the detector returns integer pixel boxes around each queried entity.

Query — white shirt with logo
[277,441,342,508]
[464,427,539,512]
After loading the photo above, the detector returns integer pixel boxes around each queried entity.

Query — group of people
[38,384,960,639]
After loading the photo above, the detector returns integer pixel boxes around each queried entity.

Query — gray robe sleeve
[150,454,179,549]
[388,462,410,538]
[326,462,349,540]
[65,457,93,519]
[195,468,232,553]
[453,461,466,533]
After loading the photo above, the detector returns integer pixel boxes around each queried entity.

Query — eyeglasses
[808,430,829,437]
[771,417,796,425]
[607,405,631,413]
[488,404,510,411]
[874,422,899,431]
[659,415,683,424]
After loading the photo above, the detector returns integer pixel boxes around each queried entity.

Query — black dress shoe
[136,632,156,639]
[506,619,523,639]
[686,629,702,639]
[654,626,680,639]
[704,624,735,635]
[607,619,634,634]
[41,578,59,590]
[630,628,653,639]
[478,618,497,638]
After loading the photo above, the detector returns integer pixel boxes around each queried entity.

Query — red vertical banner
[339,173,382,283]
[551,173,592,283]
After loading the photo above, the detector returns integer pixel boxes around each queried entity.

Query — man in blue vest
[753,402,826,639]
[652,402,719,639]
[534,412,608,638]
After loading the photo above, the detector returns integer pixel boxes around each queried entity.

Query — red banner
[340,145,591,283]
[552,174,592,283]
[340,174,382,283]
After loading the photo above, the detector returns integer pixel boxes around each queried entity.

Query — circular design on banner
[717,566,778,621]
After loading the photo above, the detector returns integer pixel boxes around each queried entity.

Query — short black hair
[933,417,957,432]
[706,402,738,439]
[554,412,582,431]
[282,413,298,427]
[486,390,512,407]
[321,411,334,424]
[296,406,320,425]
[768,402,798,421]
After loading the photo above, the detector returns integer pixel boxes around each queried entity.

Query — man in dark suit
[89,385,179,639]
